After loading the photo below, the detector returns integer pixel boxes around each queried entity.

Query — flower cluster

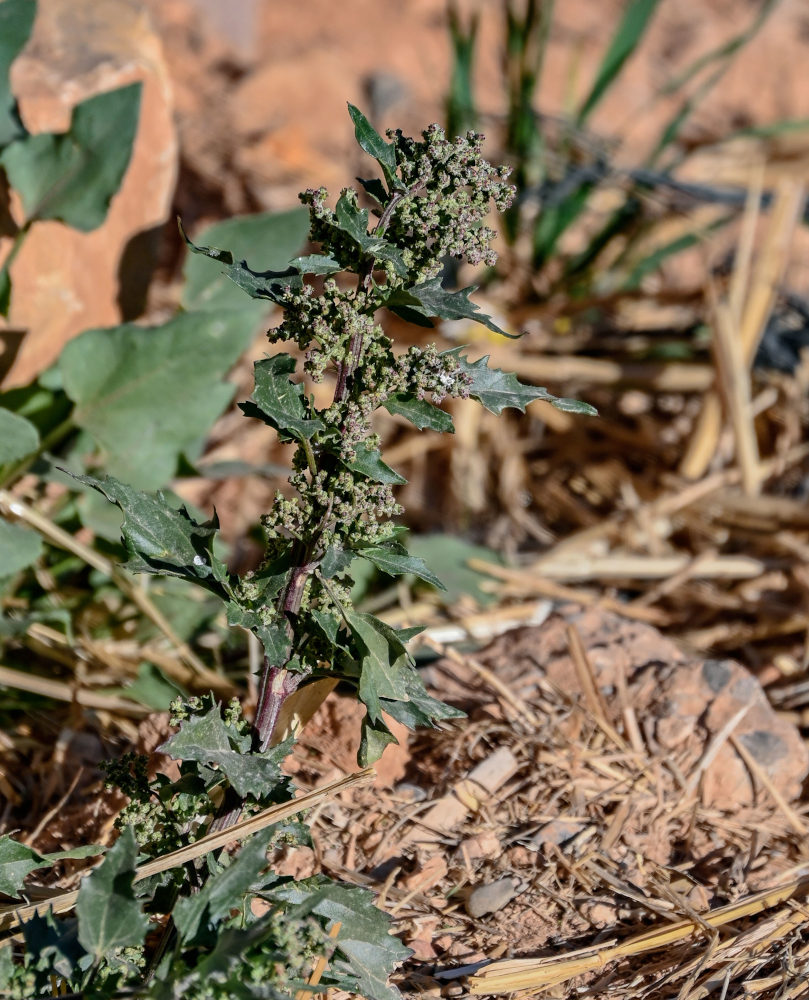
[385,124,515,281]
[262,467,402,549]
[256,114,512,653]
[270,279,377,383]
[397,344,472,402]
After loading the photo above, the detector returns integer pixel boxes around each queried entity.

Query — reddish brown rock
[451,608,809,812]
[1,0,177,387]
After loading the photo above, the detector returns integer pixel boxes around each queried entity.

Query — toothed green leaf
[0,837,45,898]
[66,472,231,599]
[346,611,411,725]
[159,703,290,799]
[181,209,308,312]
[289,253,340,275]
[174,829,276,945]
[348,103,398,190]
[320,544,354,579]
[387,278,517,337]
[240,354,324,442]
[180,220,303,306]
[226,603,291,667]
[330,191,407,275]
[444,350,597,416]
[380,668,465,731]
[357,545,446,590]
[76,827,148,960]
[360,715,399,766]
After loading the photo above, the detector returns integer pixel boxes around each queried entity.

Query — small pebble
[394,782,428,802]
[465,877,518,918]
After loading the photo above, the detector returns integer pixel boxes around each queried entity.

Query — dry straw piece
[469,872,809,994]
[0,768,375,941]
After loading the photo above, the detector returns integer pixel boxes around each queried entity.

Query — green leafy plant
[0,104,594,996]
[155,103,592,760]
[0,0,141,314]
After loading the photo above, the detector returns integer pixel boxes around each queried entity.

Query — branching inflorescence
[75,106,594,763]
[166,107,591,761]
[0,106,593,1000]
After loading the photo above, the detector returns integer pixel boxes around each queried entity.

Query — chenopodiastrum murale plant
[0,105,593,999]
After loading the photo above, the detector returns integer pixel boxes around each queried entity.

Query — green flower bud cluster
[270,279,376,383]
[398,344,472,403]
[300,186,366,271]
[262,468,402,547]
[101,751,150,802]
[385,124,514,281]
[322,343,469,459]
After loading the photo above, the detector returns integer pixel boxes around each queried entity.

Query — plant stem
[254,662,302,750]
[301,436,318,476]
[252,178,426,747]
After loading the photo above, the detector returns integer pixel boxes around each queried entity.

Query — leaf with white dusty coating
[159,703,290,799]
[445,350,597,415]
[67,473,231,599]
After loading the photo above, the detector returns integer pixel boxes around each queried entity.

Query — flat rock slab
[429,606,809,812]
[465,877,519,918]
[1,0,177,387]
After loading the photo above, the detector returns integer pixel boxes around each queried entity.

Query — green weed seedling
[0,106,593,997]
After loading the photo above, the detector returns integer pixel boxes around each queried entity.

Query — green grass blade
[446,1,479,136]
[620,211,735,291]
[563,198,641,279]
[503,0,554,241]
[532,182,594,268]
[648,0,781,166]
[576,0,663,125]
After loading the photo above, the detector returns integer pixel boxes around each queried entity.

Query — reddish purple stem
[254,661,301,751]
